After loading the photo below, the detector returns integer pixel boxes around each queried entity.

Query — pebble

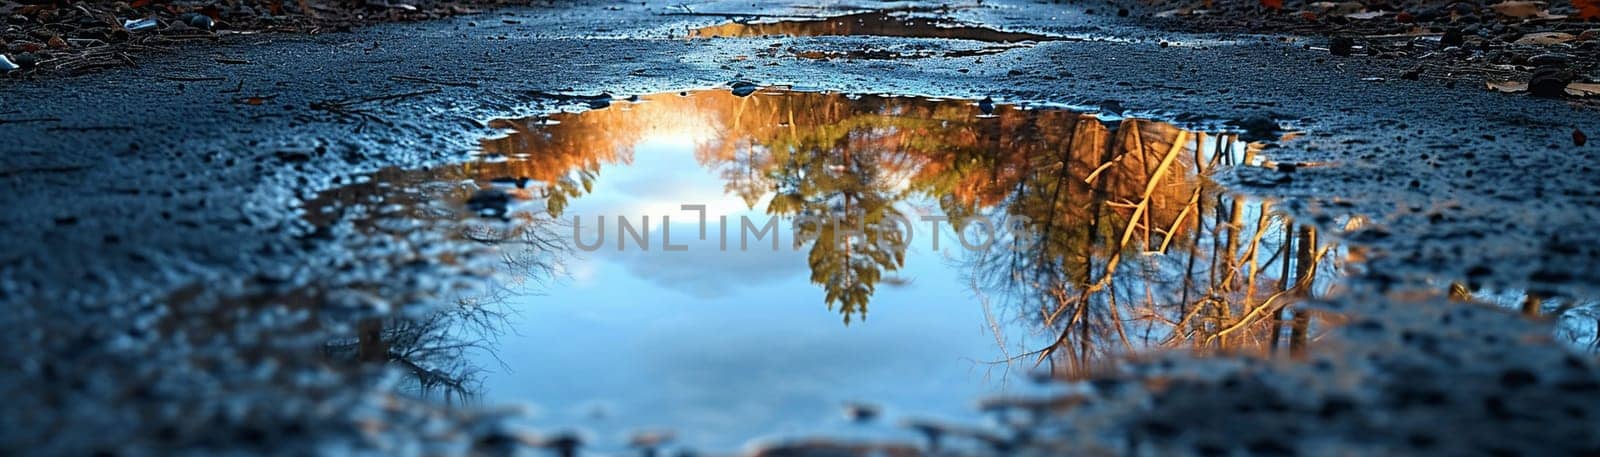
[11,52,35,69]
[187,14,215,31]
[729,80,759,97]
[1232,116,1282,142]
[466,189,511,217]
[0,54,16,71]
[1440,28,1464,48]
[1528,66,1573,98]
[1329,36,1355,56]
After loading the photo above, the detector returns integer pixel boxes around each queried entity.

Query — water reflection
[304,166,570,402]
[307,88,1359,450]
[687,12,1062,43]
[1430,285,1600,353]
[475,90,1344,337]
[686,11,1061,61]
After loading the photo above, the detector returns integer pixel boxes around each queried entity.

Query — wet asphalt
[2,0,1599,454]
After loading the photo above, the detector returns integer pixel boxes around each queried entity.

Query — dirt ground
[2,0,1599,455]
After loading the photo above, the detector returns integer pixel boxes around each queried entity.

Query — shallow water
[685,10,1069,61]
[307,88,1359,453]
[687,11,1061,43]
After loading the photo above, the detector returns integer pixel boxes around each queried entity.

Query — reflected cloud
[594,223,808,299]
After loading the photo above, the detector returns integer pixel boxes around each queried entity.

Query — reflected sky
[481,138,1044,452]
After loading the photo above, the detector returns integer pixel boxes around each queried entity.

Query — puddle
[686,11,1069,61]
[307,89,1361,453]
[687,12,1061,43]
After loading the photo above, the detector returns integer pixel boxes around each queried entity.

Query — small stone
[729,80,759,97]
[0,54,16,72]
[46,36,66,49]
[1440,27,1464,47]
[187,14,215,31]
[1232,116,1281,142]
[1329,36,1355,56]
[11,53,36,69]
[1401,67,1423,80]
[1528,66,1573,97]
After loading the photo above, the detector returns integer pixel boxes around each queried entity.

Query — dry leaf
[1310,1,1364,15]
[1488,81,1600,97]
[1568,82,1600,96]
[1576,0,1600,19]
[1514,32,1576,45]
[1487,80,1528,93]
[1492,0,1548,18]
[1262,0,1285,10]
[1577,128,1589,147]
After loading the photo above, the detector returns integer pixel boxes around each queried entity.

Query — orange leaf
[1262,0,1284,10]
[1576,0,1600,19]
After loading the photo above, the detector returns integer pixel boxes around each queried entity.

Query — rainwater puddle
[307,89,1360,454]
[687,11,1060,43]
[685,11,1077,61]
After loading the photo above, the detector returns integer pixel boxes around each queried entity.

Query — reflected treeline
[473,89,1350,362]
[305,164,569,402]
[686,12,1058,43]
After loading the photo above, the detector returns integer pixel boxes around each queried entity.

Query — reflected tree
[458,89,1353,353]
[310,162,570,403]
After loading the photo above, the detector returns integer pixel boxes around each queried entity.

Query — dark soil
[1,0,556,77]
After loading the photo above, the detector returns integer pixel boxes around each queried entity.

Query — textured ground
[2,0,1599,455]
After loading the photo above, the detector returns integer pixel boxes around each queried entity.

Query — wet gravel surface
[2,0,1599,454]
